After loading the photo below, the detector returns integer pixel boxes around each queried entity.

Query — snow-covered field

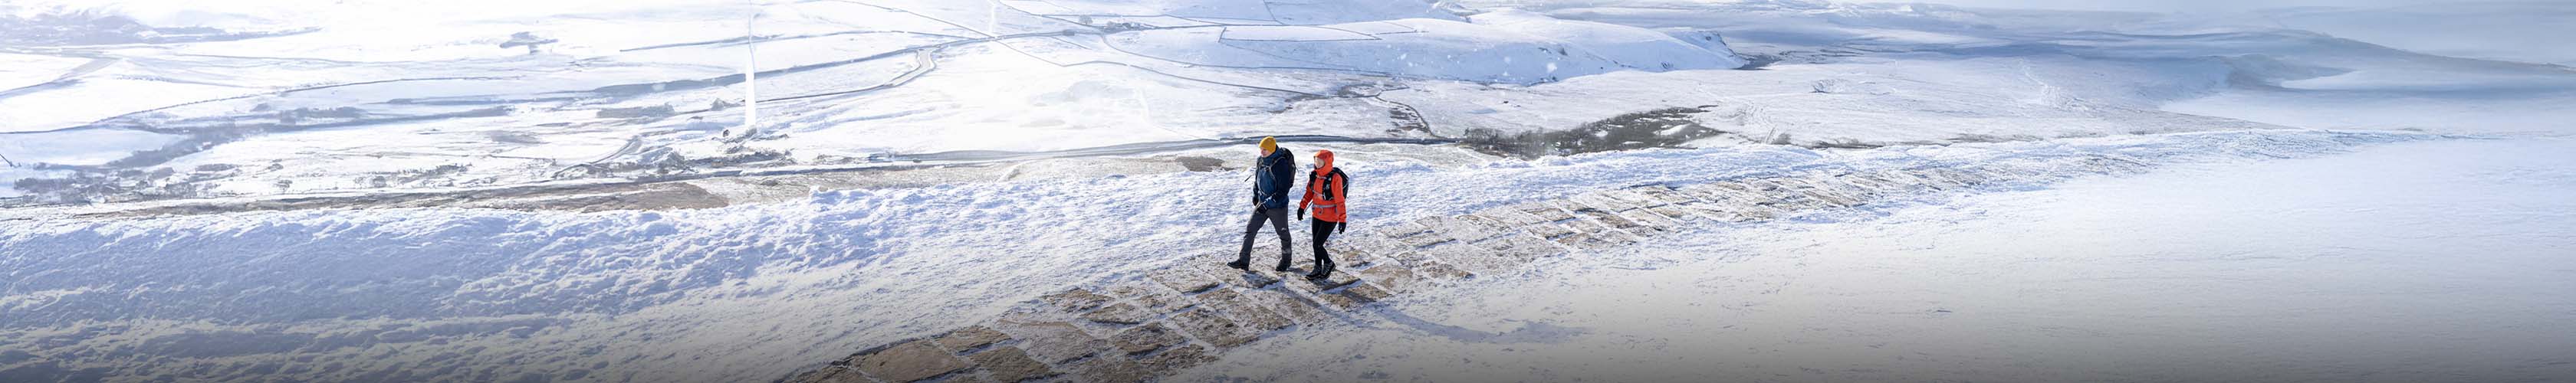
[3,0,2572,381]
[0,129,2461,381]
[8,0,2571,204]
[1186,136,2576,383]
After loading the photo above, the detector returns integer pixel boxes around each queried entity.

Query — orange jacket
[1298,150,1349,222]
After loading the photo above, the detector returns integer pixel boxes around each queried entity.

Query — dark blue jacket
[1252,149,1296,209]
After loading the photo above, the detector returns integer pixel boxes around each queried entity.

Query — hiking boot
[1226,258,1249,270]
[1274,258,1293,273]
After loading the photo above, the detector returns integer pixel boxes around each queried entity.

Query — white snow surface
[6,0,2574,201]
[1,0,2572,381]
[0,129,2443,381]
[1184,136,2576,383]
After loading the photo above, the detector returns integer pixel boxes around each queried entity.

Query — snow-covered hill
[2,1,2574,381]
[8,0,2569,205]
[0,129,2460,382]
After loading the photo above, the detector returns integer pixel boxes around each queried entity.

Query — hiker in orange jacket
[1296,149,1349,280]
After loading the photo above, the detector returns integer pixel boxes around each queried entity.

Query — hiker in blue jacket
[1230,136,1298,271]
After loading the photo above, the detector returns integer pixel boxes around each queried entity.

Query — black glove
[1337,222,1347,234]
[1297,208,1306,220]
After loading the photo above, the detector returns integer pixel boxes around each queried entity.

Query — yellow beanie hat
[1258,136,1278,154]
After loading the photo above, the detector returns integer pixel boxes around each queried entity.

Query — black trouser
[1310,218,1342,272]
[1237,207,1292,264]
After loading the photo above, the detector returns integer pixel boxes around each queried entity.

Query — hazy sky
[1904,0,2525,12]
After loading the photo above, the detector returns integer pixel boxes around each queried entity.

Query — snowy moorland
[0,129,2486,381]
[2,0,2572,381]
[6,0,2571,205]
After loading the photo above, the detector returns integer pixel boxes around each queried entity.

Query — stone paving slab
[1168,308,1254,349]
[1474,204,1552,226]
[1568,192,1643,212]
[1082,303,1156,326]
[1233,285,1333,324]
[932,326,1010,353]
[1409,259,1475,281]
[1352,262,1424,293]
[1647,205,1711,222]
[1198,288,1293,337]
[1109,322,1186,355]
[1137,344,1215,372]
[991,320,1106,365]
[965,346,1056,382]
[1393,229,1455,249]
[1147,267,1221,294]
[853,340,968,382]
[1070,354,1151,383]
[787,156,2181,383]
[1478,234,1567,261]
[1602,188,1669,208]
[1523,221,1579,239]
[1101,280,1186,313]
[797,368,866,383]
[1517,202,1577,222]
[1616,208,1681,230]
[1040,288,1112,314]
[1630,185,1703,205]
[1377,220,1435,240]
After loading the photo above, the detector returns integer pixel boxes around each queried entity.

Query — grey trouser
[1237,207,1292,262]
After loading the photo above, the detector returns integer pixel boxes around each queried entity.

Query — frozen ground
[2,0,2572,382]
[1183,137,2576,382]
[0,129,2450,382]
[8,0,2573,205]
